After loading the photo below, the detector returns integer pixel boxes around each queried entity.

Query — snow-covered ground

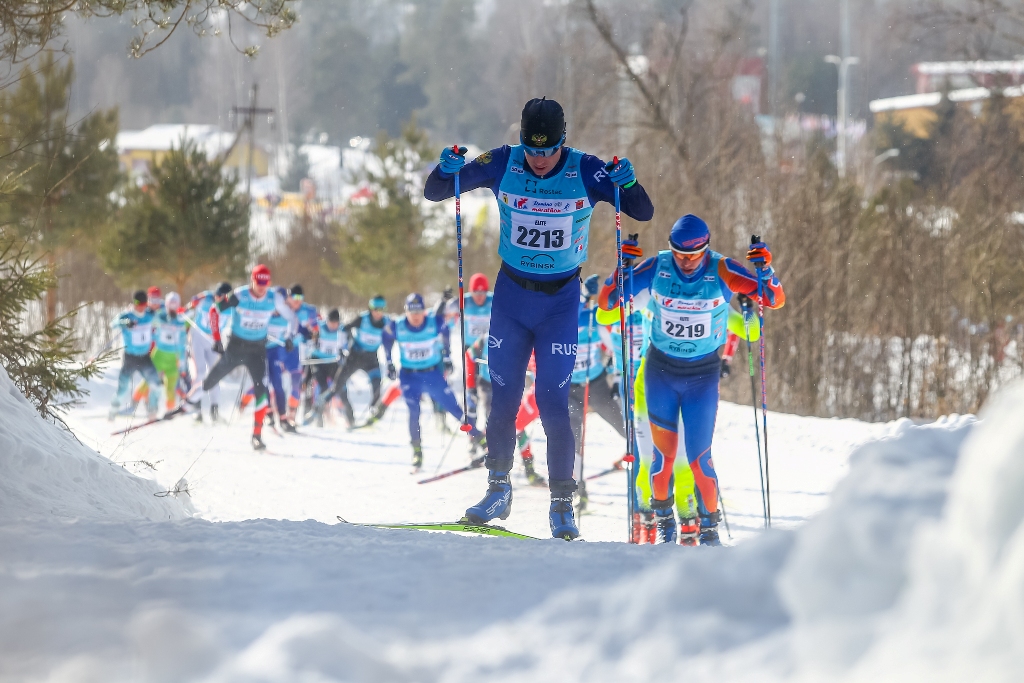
[3,363,1021,681]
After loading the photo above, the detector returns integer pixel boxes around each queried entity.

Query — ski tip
[336,516,348,524]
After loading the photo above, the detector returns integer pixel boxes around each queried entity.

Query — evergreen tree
[102,141,250,294]
[329,119,447,302]
[0,233,106,418]
[0,53,120,321]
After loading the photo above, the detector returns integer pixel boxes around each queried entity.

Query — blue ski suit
[424,145,653,484]
[383,309,482,445]
[599,250,784,516]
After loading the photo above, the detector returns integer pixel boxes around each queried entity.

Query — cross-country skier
[185,282,232,423]
[383,293,485,471]
[570,275,626,511]
[598,214,785,545]
[424,96,654,539]
[108,290,161,420]
[265,295,301,432]
[305,308,345,425]
[320,295,389,427]
[452,273,493,436]
[150,292,187,412]
[195,264,298,451]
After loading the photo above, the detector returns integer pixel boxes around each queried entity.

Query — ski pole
[751,234,772,528]
[624,235,639,541]
[741,296,768,529]
[182,315,215,343]
[611,159,636,543]
[453,147,472,434]
[718,487,733,540]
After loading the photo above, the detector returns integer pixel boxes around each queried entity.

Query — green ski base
[336,516,539,540]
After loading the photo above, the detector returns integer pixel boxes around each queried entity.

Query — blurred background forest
[4,0,1024,421]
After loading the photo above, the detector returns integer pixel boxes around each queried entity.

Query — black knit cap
[133,290,147,305]
[520,97,565,148]
[215,281,232,297]
[327,308,341,322]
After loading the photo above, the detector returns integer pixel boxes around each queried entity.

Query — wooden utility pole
[230,83,275,199]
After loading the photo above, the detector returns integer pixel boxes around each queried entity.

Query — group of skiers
[109,95,785,545]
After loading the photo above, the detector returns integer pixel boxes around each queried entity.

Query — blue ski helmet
[404,293,426,313]
[669,214,710,253]
[369,295,386,311]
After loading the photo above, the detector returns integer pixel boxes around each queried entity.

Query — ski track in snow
[9,366,1024,680]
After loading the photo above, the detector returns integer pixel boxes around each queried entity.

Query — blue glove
[605,157,636,188]
[439,146,467,176]
[584,274,599,297]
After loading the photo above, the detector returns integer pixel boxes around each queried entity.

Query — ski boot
[699,511,722,546]
[210,404,220,423]
[464,470,512,523]
[411,440,424,472]
[471,431,488,454]
[651,497,676,544]
[522,454,547,487]
[116,400,139,417]
[549,479,579,540]
[678,515,700,546]
[194,411,204,423]
[280,417,298,433]
[251,433,267,451]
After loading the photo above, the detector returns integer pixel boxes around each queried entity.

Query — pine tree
[0,53,120,321]
[0,233,106,418]
[102,141,250,294]
[329,119,449,302]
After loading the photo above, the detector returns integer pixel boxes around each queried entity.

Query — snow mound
[207,390,1023,682]
[0,364,191,521]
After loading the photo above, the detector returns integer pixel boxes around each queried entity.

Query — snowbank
[206,396,1024,682]
[0,364,191,521]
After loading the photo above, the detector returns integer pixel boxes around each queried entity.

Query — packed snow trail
[64,367,886,541]
[8,365,1023,680]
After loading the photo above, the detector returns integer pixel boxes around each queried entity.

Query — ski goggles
[290,294,304,302]
[670,244,709,261]
[522,134,565,158]
[369,298,386,311]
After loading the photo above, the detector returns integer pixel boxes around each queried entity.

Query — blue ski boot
[549,479,579,540]
[464,470,512,523]
[652,497,677,544]
[699,511,722,546]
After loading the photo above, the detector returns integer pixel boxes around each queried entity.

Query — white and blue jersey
[313,326,346,359]
[384,309,449,371]
[572,306,605,385]
[153,311,187,355]
[424,144,653,280]
[346,312,387,353]
[221,286,296,343]
[112,309,155,356]
[457,292,493,346]
[496,147,593,275]
[296,302,319,346]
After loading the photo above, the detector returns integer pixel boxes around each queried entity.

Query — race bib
[573,342,601,373]
[320,339,342,356]
[358,329,382,347]
[239,308,272,331]
[130,327,152,347]
[158,325,178,346]
[465,314,489,339]
[660,309,711,340]
[401,340,436,361]
[511,213,571,252]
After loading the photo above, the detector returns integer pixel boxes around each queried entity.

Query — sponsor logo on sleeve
[475,151,492,164]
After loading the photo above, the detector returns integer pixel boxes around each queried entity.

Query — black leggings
[203,337,269,406]
[332,348,383,409]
